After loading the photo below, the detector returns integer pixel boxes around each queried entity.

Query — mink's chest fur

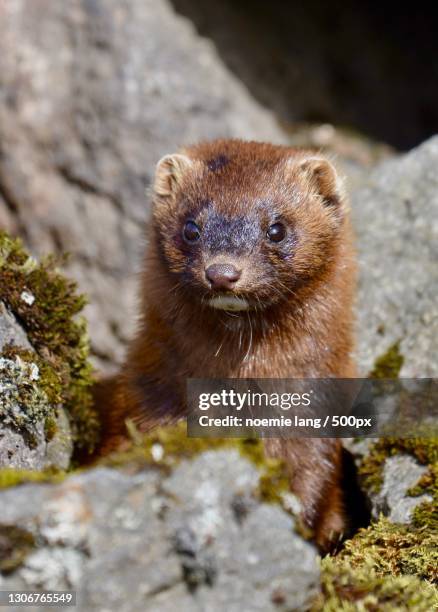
[94,139,357,551]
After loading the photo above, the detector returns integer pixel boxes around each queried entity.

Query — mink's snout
[205,262,242,291]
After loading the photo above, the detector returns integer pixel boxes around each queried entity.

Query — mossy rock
[0,231,99,468]
[331,343,438,611]
[98,418,437,608]
[99,421,291,507]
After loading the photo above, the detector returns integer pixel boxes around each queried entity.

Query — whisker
[244,311,253,362]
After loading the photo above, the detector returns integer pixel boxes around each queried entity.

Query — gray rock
[353,136,438,376]
[44,409,73,472]
[0,415,71,472]
[0,452,320,612]
[342,437,375,468]
[0,0,287,371]
[0,303,32,353]
[370,454,432,523]
[0,300,72,471]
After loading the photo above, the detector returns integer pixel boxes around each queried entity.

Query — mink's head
[151,140,348,313]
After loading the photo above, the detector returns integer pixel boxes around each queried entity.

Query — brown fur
[94,139,357,552]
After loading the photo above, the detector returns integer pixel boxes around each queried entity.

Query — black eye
[183,220,201,243]
[267,222,286,243]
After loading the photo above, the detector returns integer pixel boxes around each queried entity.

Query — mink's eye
[183,220,201,243]
[267,222,286,243]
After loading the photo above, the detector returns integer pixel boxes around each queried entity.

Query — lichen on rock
[0,355,48,436]
[0,231,99,464]
[358,437,438,530]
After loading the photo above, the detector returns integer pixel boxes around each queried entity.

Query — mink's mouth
[208,295,250,312]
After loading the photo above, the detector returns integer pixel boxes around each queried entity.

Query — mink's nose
[205,263,242,290]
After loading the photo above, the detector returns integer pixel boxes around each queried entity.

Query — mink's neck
[144,283,330,379]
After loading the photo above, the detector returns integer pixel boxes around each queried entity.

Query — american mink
[94,139,357,552]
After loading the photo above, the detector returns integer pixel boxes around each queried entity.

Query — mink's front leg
[264,437,346,552]
[90,375,135,456]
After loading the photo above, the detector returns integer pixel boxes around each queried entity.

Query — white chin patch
[208,295,250,312]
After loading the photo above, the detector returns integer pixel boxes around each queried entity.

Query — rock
[342,438,375,470]
[369,455,432,524]
[0,450,320,611]
[0,303,32,353]
[342,437,434,527]
[0,299,72,471]
[353,136,438,376]
[0,0,287,371]
[0,406,71,473]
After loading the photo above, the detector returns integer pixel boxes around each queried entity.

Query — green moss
[0,525,35,574]
[412,499,438,534]
[101,420,228,470]
[315,516,438,610]
[0,467,65,489]
[316,555,438,611]
[0,231,99,455]
[408,462,438,532]
[335,518,436,582]
[369,341,404,379]
[44,415,58,441]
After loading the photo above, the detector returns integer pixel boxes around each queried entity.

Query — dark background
[172,0,438,149]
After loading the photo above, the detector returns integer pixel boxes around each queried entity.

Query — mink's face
[152,143,346,313]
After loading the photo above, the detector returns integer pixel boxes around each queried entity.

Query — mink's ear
[288,156,346,209]
[153,153,194,201]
